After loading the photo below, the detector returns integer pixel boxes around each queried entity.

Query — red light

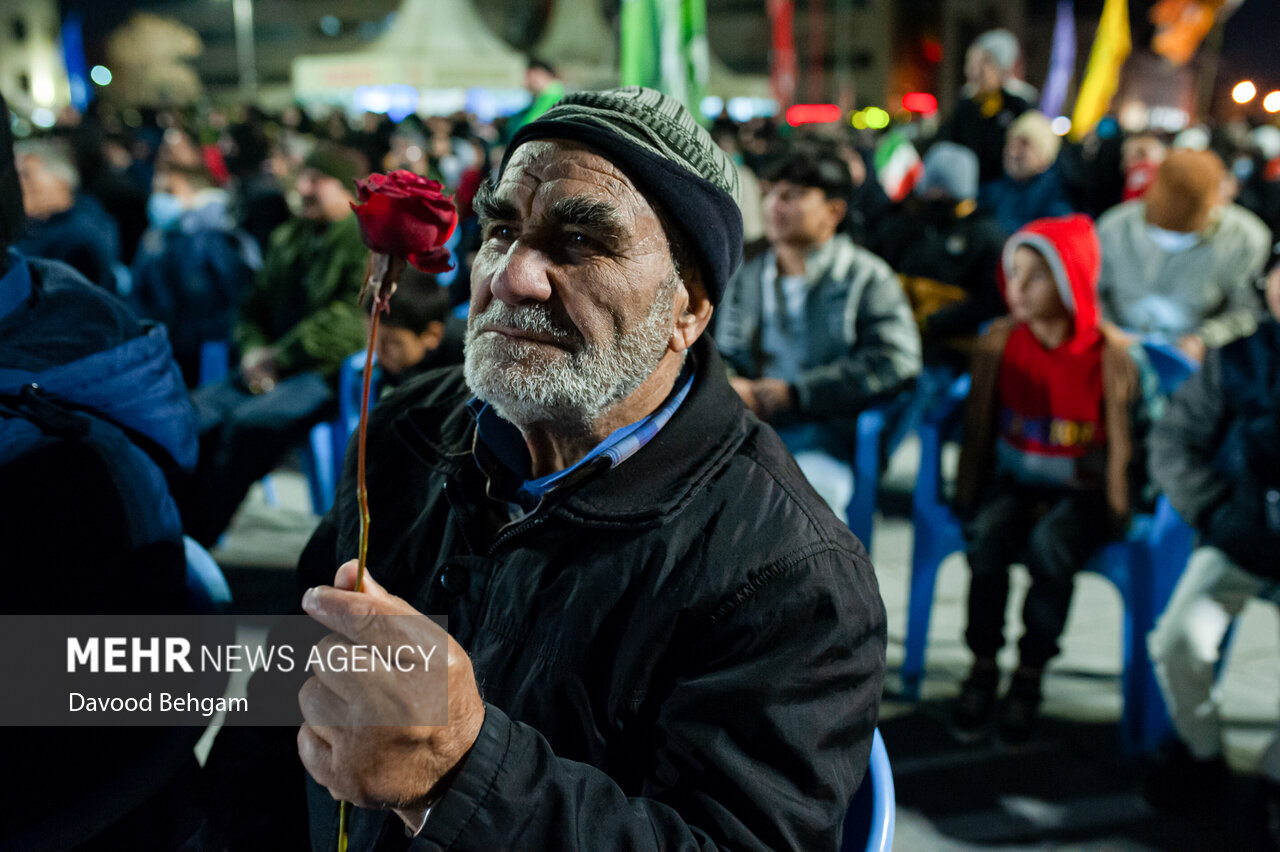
[922,39,943,64]
[902,92,938,114]
[785,104,842,126]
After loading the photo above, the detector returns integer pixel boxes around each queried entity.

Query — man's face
[965,48,1003,95]
[16,154,72,220]
[465,140,686,427]
[763,181,842,246]
[1004,133,1049,182]
[295,168,352,222]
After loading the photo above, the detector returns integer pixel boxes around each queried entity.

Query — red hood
[1000,213,1102,352]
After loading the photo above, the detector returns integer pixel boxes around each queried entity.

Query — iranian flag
[621,0,710,114]
[874,131,923,202]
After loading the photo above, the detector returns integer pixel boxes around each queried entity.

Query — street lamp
[1233,80,1257,104]
[1265,91,1280,114]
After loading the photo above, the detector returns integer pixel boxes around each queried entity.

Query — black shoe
[996,668,1042,747]
[948,660,999,744]
[1140,739,1228,811]
[1259,779,1280,850]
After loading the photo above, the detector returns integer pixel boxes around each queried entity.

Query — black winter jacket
[205,337,887,851]
[1150,320,1280,578]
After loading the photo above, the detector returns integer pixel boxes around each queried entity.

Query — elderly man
[14,139,121,290]
[940,29,1033,186]
[203,88,886,851]
[980,111,1074,234]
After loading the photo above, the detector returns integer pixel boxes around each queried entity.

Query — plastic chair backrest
[184,535,232,614]
[198,340,231,387]
[840,729,895,852]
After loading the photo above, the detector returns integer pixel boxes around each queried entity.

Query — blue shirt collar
[0,249,32,324]
[468,363,696,505]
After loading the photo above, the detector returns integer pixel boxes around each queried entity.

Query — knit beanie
[0,92,23,250]
[917,142,979,203]
[503,86,743,305]
[304,142,366,192]
[973,29,1020,72]
[1008,111,1061,165]
[1143,149,1224,234]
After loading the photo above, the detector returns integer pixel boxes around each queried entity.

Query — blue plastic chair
[184,535,233,614]
[846,392,913,552]
[840,729,895,852]
[900,340,1198,752]
[333,350,381,469]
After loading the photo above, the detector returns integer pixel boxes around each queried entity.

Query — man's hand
[240,347,279,394]
[750,378,794,421]
[297,562,485,831]
[730,376,759,415]
[1177,334,1207,364]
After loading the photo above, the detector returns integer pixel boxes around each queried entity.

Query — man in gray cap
[204,87,886,851]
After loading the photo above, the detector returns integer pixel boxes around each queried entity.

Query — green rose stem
[340,249,406,852]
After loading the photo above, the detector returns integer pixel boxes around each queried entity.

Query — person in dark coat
[14,138,121,290]
[0,92,206,851]
[129,161,261,386]
[979,111,1074,234]
[201,87,886,852]
[938,29,1032,186]
[869,141,1007,366]
[1145,259,1280,841]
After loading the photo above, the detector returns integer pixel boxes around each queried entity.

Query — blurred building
[0,0,72,118]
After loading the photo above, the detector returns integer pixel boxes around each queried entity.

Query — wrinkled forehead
[498,139,658,224]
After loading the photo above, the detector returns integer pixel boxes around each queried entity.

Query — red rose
[350,171,458,273]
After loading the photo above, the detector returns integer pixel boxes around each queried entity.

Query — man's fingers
[302,584,388,641]
[299,672,353,724]
[297,723,337,794]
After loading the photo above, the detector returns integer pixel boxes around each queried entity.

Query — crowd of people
[5,28,1280,849]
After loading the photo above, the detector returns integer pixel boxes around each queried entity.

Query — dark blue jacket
[0,250,202,851]
[979,167,1075,235]
[1150,319,1280,578]
[0,249,196,576]
[15,194,122,291]
[129,194,260,384]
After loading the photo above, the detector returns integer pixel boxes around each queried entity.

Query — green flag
[620,0,709,116]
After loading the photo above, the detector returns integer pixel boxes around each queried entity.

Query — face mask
[147,192,185,231]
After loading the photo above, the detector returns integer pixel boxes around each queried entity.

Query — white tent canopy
[292,0,527,108]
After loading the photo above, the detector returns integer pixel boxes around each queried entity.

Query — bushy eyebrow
[544,196,627,243]
[474,180,517,224]
[474,180,627,244]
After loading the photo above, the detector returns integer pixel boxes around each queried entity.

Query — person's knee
[1150,597,1228,673]
[1024,523,1078,583]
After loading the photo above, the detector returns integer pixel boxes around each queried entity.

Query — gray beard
[463,274,679,429]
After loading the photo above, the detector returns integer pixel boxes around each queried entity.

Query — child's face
[1005,246,1070,326]
[373,323,441,375]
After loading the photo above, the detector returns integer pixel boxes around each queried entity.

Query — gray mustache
[472,303,582,345]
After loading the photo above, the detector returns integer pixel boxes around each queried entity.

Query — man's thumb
[333,560,387,595]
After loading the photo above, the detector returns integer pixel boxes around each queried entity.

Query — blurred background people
[14,138,122,290]
[1096,149,1270,361]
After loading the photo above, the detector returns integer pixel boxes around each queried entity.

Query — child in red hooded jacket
[948,214,1162,745]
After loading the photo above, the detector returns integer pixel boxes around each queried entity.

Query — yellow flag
[1070,0,1131,141]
